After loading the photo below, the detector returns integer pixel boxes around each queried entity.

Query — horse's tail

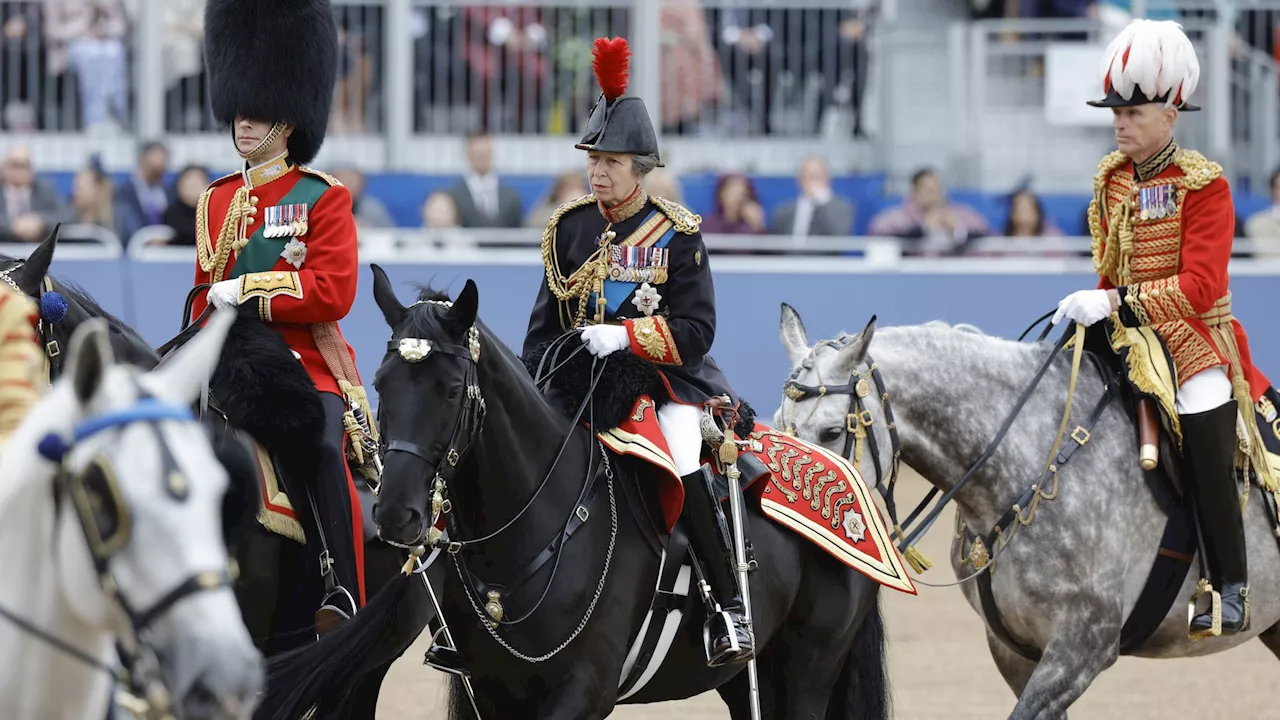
[448,675,479,720]
[827,590,891,720]
[250,571,413,720]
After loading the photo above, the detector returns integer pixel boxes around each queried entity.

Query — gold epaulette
[650,196,701,235]
[297,165,343,187]
[1172,149,1223,191]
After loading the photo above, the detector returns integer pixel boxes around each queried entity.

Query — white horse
[773,305,1280,719]
[0,307,264,720]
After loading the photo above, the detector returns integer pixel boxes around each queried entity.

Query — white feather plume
[1098,19,1199,106]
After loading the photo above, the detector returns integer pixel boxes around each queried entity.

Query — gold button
[247,206,257,215]
[250,196,259,205]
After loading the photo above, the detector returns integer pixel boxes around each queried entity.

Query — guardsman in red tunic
[1052,19,1274,638]
[194,0,372,628]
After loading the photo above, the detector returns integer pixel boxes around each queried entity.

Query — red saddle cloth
[596,396,917,595]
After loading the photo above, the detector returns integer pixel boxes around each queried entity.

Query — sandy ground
[375,471,1276,719]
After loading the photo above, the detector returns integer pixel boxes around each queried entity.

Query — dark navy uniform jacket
[522,188,737,407]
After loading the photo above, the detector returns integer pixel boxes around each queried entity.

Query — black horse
[276,265,889,719]
[0,229,436,719]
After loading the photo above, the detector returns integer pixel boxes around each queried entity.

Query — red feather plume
[592,37,630,101]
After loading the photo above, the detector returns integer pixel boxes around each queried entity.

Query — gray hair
[632,154,660,177]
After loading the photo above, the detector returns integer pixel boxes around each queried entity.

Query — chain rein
[383,318,618,663]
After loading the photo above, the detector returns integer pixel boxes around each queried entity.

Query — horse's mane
[56,280,159,363]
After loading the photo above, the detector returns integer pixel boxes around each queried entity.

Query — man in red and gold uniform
[193,0,373,627]
[1052,19,1273,637]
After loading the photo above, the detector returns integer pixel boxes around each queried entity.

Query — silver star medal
[842,508,867,543]
[281,238,308,269]
[631,282,662,316]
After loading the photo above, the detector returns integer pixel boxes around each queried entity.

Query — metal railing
[0,0,881,175]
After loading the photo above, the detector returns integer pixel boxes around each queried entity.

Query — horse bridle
[378,301,487,556]
[779,315,1079,563]
[781,346,906,535]
[379,309,621,662]
[0,261,66,381]
[0,394,238,716]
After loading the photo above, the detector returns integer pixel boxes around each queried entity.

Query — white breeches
[1176,365,1233,415]
[657,402,703,476]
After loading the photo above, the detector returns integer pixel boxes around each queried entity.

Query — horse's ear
[370,263,405,328]
[450,279,479,330]
[144,306,237,406]
[833,315,877,376]
[780,302,809,367]
[65,317,113,405]
[11,223,59,298]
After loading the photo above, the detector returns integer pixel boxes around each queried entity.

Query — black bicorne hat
[574,37,663,166]
[204,0,339,164]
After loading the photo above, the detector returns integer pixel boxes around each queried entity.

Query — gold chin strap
[237,121,288,160]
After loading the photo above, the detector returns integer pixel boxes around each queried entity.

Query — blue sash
[591,211,677,316]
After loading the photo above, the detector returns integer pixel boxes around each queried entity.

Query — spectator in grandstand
[702,172,765,235]
[1,0,44,131]
[0,144,70,243]
[446,131,524,228]
[1003,189,1063,237]
[44,0,130,134]
[659,0,722,135]
[645,166,684,204]
[867,167,991,255]
[331,165,394,229]
[422,190,460,229]
[525,169,589,228]
[69,162,113,231]
[160,164,208,247]
[769,155,855,237]
[1243,167,1280,249]
[163,0,209,132]
[459,5,548,134]
[114,140,172,246]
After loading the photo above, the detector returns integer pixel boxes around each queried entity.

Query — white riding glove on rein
[208,279,241,309]
[580,324,630,358]
[1052,289,1113,327]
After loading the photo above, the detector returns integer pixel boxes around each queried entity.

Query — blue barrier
[44,258,1280,415]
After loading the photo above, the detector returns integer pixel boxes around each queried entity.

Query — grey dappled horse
[773,304,1280,719]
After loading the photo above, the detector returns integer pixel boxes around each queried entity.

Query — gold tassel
[720,430,739,466]
[903,545,933,574]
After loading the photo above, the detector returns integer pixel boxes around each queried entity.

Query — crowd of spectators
[9,129,1280,259]
[1,1,875,139]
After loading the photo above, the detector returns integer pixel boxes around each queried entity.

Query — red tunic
[191,154,367,604]
[190,156,359,397]
[1090,146,1270,401]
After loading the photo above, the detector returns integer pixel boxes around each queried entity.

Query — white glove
[1052,289,1113,327]
[580,324,630,358]
[208,279,242,309]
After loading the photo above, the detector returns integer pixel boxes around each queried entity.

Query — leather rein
[780,313,1107,580]
[380,306,618,664]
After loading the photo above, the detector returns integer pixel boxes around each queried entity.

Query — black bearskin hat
[575,37,663,166]
[204,0,339,164]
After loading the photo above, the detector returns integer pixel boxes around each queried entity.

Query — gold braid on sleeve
[195,186,252,282]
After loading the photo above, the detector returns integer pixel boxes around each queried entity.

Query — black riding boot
[681,464,755,667]
[309,393,363,636]
[1183,402,1250,636]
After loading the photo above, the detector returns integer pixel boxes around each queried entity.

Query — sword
[711,404,761,720]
